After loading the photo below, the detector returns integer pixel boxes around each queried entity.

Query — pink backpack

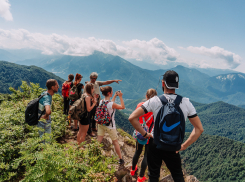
[95,100,115,127]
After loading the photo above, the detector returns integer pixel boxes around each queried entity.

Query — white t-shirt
[142,94,197,135]
[99,100,116,129]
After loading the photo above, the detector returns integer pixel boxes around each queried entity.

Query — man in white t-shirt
[128,70,204,182]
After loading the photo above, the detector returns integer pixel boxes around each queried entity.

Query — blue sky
[0,0,244,72]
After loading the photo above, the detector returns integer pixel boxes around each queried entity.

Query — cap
[163,70,179,89]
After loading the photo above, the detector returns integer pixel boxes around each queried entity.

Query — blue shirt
[38,91,52,121]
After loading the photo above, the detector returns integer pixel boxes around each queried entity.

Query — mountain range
[1,49,245,105]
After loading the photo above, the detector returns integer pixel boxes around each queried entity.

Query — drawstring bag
[133,115,153,145]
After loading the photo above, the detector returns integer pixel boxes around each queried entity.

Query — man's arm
[128,107,153,138]
[41,105,51,120]
[102,80,122,85]
[178,116,204,152]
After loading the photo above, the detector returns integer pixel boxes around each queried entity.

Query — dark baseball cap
[163,70,179,89]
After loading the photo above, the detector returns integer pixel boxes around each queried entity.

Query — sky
[0,0,244,72]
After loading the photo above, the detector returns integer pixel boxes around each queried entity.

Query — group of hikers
[35,70,204,182]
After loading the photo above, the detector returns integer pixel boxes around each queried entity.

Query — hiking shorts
[97,125,118,141]
[79,117,90,125]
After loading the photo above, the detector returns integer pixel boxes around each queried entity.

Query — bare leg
[74,120,78,129]
[77,123,89,145]
[112,140,122,159]
[77,122,82,144]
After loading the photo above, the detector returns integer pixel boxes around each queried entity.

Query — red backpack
[62,81,71,98]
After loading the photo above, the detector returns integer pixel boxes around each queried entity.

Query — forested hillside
[186,101,245,143]
[115,110,134,134]
[0,61,64,93]
[181,133,245,181]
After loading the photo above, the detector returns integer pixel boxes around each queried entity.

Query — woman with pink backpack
[130,89,157,182]
[96,86,125,164]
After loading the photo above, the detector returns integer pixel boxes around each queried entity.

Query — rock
[186,175,199,182]
[118,141,124,147]
[114,168,129,180]
[111,149,116,156]
[159,174,199,182]
[106,137,113,145]
[159,174,174,182]
[122,174,132,182]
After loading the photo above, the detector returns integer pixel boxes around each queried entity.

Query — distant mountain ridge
[1,50,245,105]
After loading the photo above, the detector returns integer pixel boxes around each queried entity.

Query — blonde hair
[146,88,157,99]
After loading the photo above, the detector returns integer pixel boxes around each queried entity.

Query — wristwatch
[143,132,148,137]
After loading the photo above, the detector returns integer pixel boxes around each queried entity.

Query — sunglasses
[91,77,97,80]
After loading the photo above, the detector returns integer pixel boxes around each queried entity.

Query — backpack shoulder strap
[158,95,168,105]
[38,92,48,101]
[174,95,183,107]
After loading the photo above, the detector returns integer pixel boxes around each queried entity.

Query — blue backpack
[153,95,185,151]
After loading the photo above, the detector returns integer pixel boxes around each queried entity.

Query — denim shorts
[37,116,51,138]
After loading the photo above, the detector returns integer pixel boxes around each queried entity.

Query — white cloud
[182,46,242,69]
[121,38,179,64]
[0,0,13,21]
[0,28,242,70]
[0,29,179,64]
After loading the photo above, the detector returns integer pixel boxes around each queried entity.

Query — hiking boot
[137,176,147,182]
[130,165,138,176]
[119,159,124,165]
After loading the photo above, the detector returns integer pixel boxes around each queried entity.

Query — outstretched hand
[115,80,122,84]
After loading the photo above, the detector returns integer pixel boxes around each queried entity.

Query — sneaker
[137,176,147,182]
[119,159,124,165]
[130,165,138,176]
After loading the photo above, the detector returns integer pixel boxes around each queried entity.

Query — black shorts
[79,115,90,125]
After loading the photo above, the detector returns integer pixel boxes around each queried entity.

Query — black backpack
[25,93,48,126]
[153,95,185,151]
